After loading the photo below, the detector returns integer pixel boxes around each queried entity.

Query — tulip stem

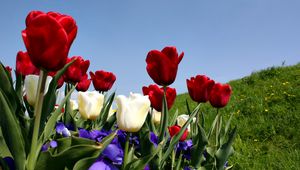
[27,70,47,170]
[159,86,168,142]
[215,109,221,148]
[64,83,73,125]
[122,133,130,170]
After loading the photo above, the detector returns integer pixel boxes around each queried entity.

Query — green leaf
[0,128,11,157]
[72,156,99,170]
[169,109,179,125]
[191,124,208,168]
[221,112,234,144]
[98,92,115,128]
[36,131,117,170]
[102,113,116,131]
[160,103,201,167]
[215,126,237,170]
[175,152,183,170]
[0,63,20,114]
[15,72,23,101]
[0,90,26,170]
[40,60,75,134]
[185,99,191,115]
[56,137,100,154]
[0,156,11,170]
[207,111,220,140]
[41,85,76,143]
[125,140,164,170]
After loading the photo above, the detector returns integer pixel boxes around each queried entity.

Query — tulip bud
[116,93,150,132]
[186,75,215,103]
[209,83,232,108]
[64,56,90,83]
[22,11,77,71]
[90,70,116,92]
[146,46,184,86]
[70,99,78,110]
[76,74,91,92]
[176,114,196,132]
[168,125,189,141]
[5,66,12,77]
[142,84,176,111]
[152,109,161,125]
[24,74,52,107]
[78,91,104,120]
[16,51,39,76]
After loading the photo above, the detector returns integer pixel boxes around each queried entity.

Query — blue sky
[0,0,299,95]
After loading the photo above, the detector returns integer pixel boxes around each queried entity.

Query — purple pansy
[78,129,112,142]
[102,144,123,165]
[144,165,150,170]
[150,132,158,147]
[56,122,71,137]
[176,139,193,160]
[89,158,119,170]
[41,140,58,152]
[3,157,15,170]
[117,130,140,149]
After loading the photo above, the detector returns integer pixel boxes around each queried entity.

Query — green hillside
[171,63,300,169]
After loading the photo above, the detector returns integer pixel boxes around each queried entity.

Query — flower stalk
[122,133,130,170]
[27,69,48,170]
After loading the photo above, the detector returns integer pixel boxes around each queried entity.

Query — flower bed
[0,10,236,170]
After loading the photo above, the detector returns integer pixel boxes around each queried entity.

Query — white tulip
[116,93,150,132]
[70,99,79,110]
[152,109,161,125]
[176,114,196,131]
[24,75,52,107]
[78,91,104,120]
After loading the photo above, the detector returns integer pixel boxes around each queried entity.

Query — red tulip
[76,74,91,92]
[5,66,12,76]
[209,83,232,108]
[146,46,184,86]
[22,11,77,71]
[48,71,64,89]
[186,75,215,103]
[142,84,176,112]
[90,70,116,92]
[168,125,189,141]
[64,56,90,83]
[16,51,39,76]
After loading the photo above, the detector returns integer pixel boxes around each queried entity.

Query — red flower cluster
[142,84,176,112]
[168,125,189,141]
[187,75,232,108]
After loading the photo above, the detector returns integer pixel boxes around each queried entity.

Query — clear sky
[0,0,299,95]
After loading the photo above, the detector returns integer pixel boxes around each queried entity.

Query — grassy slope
[171,63,300,169]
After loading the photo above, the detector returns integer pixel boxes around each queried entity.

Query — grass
[170,63,300,169]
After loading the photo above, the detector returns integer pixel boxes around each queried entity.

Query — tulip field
[171,63,300,169]
[0,9,299,170]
